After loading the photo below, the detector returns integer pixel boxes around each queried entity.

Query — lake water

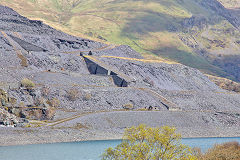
[0,137,240,160]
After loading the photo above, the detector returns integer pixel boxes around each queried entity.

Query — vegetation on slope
[0,0,240,81]
[207,74,240,93]
[218,0,240,8]
[196,141,240,160]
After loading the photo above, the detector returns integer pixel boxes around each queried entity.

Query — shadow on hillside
[213,55,240,82]
[120,0,240,37]
[152,46,240,82]
[200,0,240,28]
[118,0,240,81]
[121,11,182,37]
[150,46,234,79]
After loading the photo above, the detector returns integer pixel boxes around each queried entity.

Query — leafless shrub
[47,98,60,108]
[83,93,92,101]
[41,86,50,97]
[45,107,56,120]
[21,78,35,88]
[34,97,45,106]
[196,141,240,160]
[67,88,79,101]
[123,103,134,110]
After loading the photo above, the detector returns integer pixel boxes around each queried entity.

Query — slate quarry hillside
[1,0,240,82]
[0,6,240,140]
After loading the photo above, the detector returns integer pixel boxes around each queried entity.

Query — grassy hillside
[1,0,240,81]
[218,0,240,8]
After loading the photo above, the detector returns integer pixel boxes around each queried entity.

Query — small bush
[8,97,17,106]
[83,93,92,101]
[41,86,50,97]
[73,123,89,129]
[34,97,45,106]
[21,78,35,88]
[123,103,134,110]
[67,88,79,101]
[33,109,43,120]
[197,141,240,160]
[48,98,60,108]
[46,107,56,120]
[19,102,25,108]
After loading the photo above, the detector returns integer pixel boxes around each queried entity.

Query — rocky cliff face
[0,89,23,127]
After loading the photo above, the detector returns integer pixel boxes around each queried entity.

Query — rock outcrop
[200,0,240,29]
[0,108,19,127]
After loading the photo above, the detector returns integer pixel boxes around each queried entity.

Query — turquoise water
[0,137,240,160]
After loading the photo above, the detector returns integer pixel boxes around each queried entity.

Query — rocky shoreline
[0,127,122,146]
[1,120,240,146]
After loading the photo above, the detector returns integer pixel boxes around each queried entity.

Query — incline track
[83,55,133,82]
[100,55,177,64]
[0,31,28,67]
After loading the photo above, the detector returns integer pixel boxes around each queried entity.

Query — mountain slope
[0,5,240,142]
[1,0,240,81]
[0,0,239,82]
